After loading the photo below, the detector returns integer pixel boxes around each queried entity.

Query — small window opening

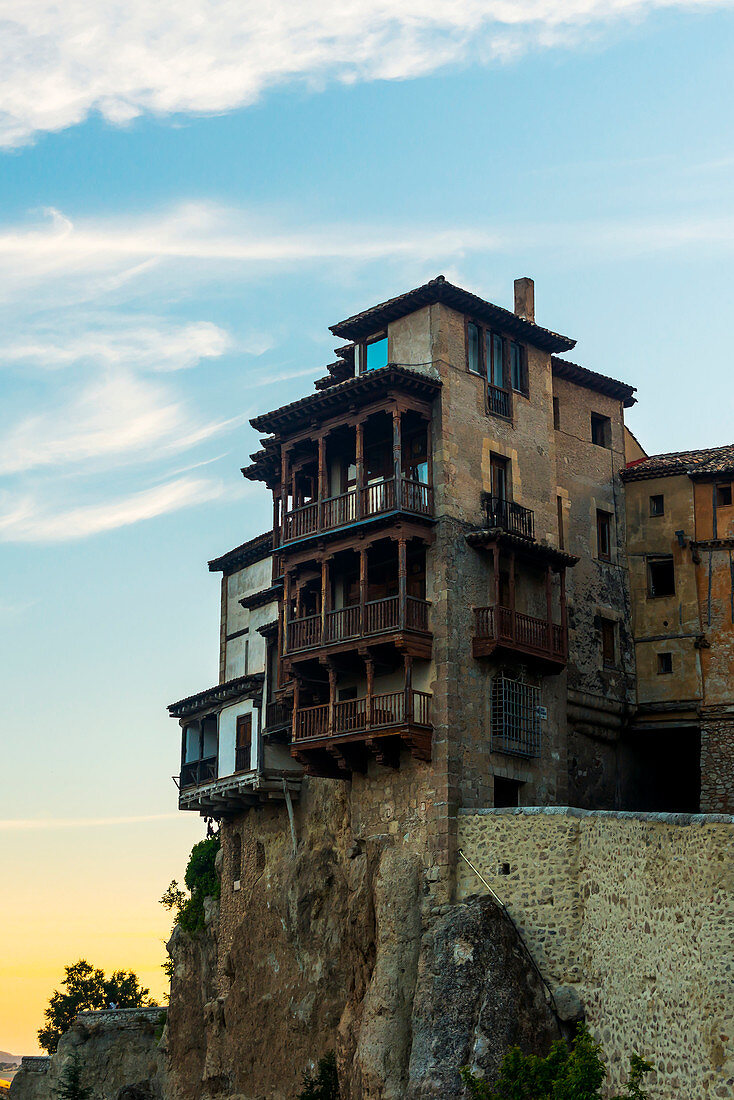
[716,483,733,507]
[591,413,612,448]
[467,322,481,374]
[553,396,560,430]
[601,618,616,667]
[557,495,565,549]
[648,557,675,598]
[498,862,511,876]
[494,776,523,808]
[650,494,665,517]
[510,342,525,394]
[361,334,388,373]
[596,510,612,561]
[657,652,673,675]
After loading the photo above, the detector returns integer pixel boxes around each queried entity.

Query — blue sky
[1,0,733,1052]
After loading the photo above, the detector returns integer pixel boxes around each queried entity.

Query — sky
[1,0,733,1056]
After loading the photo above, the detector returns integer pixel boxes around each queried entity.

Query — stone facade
[457,806,734,1099]
[701,714,734,813]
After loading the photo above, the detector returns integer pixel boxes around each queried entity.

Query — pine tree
[54,1053,93,1100]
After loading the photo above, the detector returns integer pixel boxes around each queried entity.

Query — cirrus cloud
[1,0,732,147]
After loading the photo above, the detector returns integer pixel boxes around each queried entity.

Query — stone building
[169,273,645,882]
[622,443,734,813]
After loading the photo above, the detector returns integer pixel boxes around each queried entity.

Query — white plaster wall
[226,558,272,635]
[218,699,258,776]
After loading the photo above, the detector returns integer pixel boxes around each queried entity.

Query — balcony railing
[286,596,431,653]
[264,699,292,731]
[282,476,433,544]
[487,384,511,419]
[180,756,217,790]
[294,688,432,742]
[483,495,535,540]
[473,605,566,662]
[235,745,252,772]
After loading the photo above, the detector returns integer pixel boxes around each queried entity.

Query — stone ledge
[19,1058,50,1073]
[75,1007,166,1026]
[457,805,734,825]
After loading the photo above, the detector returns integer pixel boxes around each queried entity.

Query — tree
[297,1051,340,1100]
[160,836,220,938]
[461,1026,653,1100]
[38,961,152,1054]
[53,1052,92,1100]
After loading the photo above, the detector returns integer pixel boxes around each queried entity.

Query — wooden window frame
[716,482,733,507]
[649,494,665,517]
[358,332,388,375]
[657,652,673,675]
[236,713,253,773]
[464,318,528,402]
[647,556,676,599]
[596,509,612,562]
[591,413,612,449]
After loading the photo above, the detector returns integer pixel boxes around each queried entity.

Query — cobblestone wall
[701,717,734,813]
[457,807,733,1099]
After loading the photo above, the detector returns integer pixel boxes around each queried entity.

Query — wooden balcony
[291,688,432,772]
[473,605,567,672]
[263,699,292,733]
[487,384,511,420]
[282,476,433,544]
[179,756,217,789]
[483,495,535,540]
[286,595,431,658]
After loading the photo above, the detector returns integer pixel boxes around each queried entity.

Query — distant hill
[0,1054,19,1066]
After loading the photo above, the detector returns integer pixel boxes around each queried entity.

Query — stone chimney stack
[514,277,535,323]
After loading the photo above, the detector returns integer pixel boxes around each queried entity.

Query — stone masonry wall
[701,716,734,813]
[457,807,734,1099]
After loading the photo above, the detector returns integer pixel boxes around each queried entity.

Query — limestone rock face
[406,898,559,1098]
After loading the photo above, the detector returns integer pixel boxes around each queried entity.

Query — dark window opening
[650,494,665,517]
[596,510,612,561]
[494,776,523,808]
[510,342,526,394]
[657,652,673,674]
[553,396,560,430]
[601,618,616,667]
[591,413,612,448]
[716,483,733,507]
[648,557,675,598]
[557,495,565,549]
[490,453,509,502]
[467,322,481,374]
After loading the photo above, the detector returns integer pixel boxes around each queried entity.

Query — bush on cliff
[38,961,151,1054]
[460,1026,653,1100]
[297,1051,340,1100]
[160,835,221,937]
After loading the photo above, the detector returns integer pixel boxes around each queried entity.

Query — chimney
[514,277,535,323]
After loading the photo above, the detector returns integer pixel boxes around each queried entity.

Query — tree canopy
[38,960,152,1054]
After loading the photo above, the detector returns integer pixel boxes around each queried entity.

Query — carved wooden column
[508,550,516,641]
[283,570,292,653]
[318,434,326,532]
[493,543,500,635]
[403,653,413,724]
[321,557,329,644]
[292,677,300,742]
[359,546,368,635]
[365,655,374,730]
[392,407,402,510]
[272,491,280,550]
[327,662,337,736]
[398,535,407,630]
[545,563,553,651]
[425,414,433,509]
[280,447,290,542]
[355,420,364,519]
[560,567,568,654]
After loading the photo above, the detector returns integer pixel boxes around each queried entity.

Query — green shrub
[160,834,221,977]
[297,1051,340,1099]
[461,1026,653,1100]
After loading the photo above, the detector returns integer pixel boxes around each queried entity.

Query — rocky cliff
[163,779,560,1100]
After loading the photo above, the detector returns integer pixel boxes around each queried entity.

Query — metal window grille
[491,674,541,758]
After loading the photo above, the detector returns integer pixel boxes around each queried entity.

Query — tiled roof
[551,357,636,407]
[249,364,441,436]
[168,673,264,718]
[330,275,576,353]
[208,531,273,573]
[622,443,734,481]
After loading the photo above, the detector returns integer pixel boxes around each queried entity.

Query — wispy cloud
[2,0,732,146]
[0,475,225,543]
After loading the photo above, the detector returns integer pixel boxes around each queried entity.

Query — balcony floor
[292,724,432,776]
[178,768,302,816]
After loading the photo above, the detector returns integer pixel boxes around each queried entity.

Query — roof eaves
[208,531,273,573]
[551,357,637,407]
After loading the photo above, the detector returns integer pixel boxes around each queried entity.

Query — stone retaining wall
[457,806,734,1099]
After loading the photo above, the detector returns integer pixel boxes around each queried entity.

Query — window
[510,342,525,394]
[491,333,504,388]
[490,675,541,758]
[596,510,612,561]
[467,322,481,374]
[235,714,252,772]
[553,396,560,430]
[601,619,616,667]
[716,483,733,507]
[657,652,673,675]
[557,496,565,549]
[490,453,509,502]
[650,494,665,517]
[494,776,523,808]
[648,557,675,598]
[591,413,611,448]
[361,334,388,373]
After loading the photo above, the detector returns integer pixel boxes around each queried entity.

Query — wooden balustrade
[487,384,511,419]
[287,597,430,652]
[294,689,432,742]
[473,605,567,665]
[281,474,432,543]
[264,700,292,730]
[179,756,217,789]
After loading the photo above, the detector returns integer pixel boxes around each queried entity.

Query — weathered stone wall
[701,715,734,813]
[457,806,734,1099]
